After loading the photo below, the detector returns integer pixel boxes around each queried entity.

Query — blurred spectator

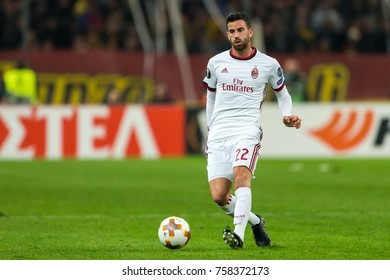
[291,5,316,52]
[311,1,346,52]
[311,1,345,33]
[152,83,173,103]
[0,0,22,49]
[106,87,123,105]
[283,58,306,102]
[2,59,38,104]
[356,14,387,52]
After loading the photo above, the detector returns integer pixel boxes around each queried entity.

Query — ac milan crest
[251,67,259,79]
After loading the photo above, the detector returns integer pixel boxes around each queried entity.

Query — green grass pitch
[0,157,389,260]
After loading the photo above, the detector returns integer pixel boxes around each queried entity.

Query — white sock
[219,195,260,226]
[233,187,252,241]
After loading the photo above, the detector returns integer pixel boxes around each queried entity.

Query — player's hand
[283,115,301,129]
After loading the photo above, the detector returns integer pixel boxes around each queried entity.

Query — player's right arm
[203,62,217,129]
[206,90,216,129]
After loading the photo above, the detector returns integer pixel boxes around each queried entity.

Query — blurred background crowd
[0,0,388,54]
[1,0,389,105]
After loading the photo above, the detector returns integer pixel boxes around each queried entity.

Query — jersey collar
[229,47,257,60]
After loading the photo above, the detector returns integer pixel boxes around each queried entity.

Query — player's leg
[230,138,260,242]
[230,138,271,247]
[209,176,263,239]
[207,140,244,248]
[232,166,253,242]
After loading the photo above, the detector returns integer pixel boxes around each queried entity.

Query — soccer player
[202,12,302,249]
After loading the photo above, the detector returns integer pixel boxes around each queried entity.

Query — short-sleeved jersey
[203,48,285,143]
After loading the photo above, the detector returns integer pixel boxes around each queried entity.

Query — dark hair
[226,12,252,29]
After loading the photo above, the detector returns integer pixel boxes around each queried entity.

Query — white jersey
[203,48,285,143]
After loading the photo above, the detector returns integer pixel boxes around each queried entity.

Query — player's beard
[232,36,250,52]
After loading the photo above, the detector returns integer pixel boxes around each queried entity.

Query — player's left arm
[269,58,301,129]
[275,86,302,129]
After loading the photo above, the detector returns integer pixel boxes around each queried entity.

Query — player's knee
[212,193,229,206]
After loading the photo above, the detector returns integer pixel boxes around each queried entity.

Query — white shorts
[206,136,261,182]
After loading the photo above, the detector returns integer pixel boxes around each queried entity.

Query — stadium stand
[0,0,388,53]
